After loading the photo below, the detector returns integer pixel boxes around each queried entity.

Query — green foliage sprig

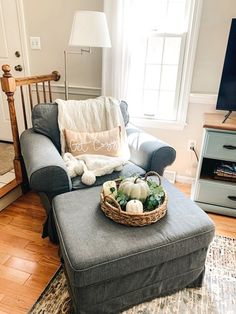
[116,190,129,209]
[143,180,165,211]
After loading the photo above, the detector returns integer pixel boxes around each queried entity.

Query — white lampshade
[69,11,111,48]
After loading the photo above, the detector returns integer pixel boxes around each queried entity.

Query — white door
[0,0,27,141]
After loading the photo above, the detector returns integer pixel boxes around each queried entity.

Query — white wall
[23,0,103,93]
[191,0,236,93]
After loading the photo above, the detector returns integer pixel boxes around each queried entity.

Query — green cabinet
[193,126,236,217]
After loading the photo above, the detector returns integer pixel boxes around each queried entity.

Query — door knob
[14,65,23,71]
[15,51,21,57]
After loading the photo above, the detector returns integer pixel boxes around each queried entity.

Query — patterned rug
[0,142,14,175]
[29,235,236,314]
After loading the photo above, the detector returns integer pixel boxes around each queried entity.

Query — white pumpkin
[126,200,143,213]
[118,177,150,202]
[103,180,117,197]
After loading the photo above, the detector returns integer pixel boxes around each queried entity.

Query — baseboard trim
[189,93,217,105]
[31,84,101,97]
[176,175,195,184]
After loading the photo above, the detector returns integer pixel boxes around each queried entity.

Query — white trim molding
[176,175,195,184]
[16,0,30,76]
[189,93,217,105]
[55,84,101,97]
[32,84,101,98]
[177,0,204,125]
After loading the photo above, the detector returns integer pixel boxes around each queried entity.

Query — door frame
[0,0,30,198]
[15,0,30,76]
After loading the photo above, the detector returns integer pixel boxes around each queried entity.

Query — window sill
[130,117,187,130]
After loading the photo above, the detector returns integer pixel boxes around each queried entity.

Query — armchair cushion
[32,101,129,154]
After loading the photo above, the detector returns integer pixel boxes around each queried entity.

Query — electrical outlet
[188,140,196,151]
[30,37,41,50]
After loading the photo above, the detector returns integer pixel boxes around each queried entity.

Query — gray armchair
[20,101,176,242]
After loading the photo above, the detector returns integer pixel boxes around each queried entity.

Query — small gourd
[126,200,143,213]
[103,180,117,197]
[118,176,150,202]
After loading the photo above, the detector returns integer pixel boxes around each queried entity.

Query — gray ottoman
[53,178,215,314]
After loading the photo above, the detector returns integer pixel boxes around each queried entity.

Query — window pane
[163,37,182,64]
[147,0,168,30]
[157,91,176,120]
[146,37,164,64]
[166,0,187,32]
[160,65,178,91]
[144,65,161,89]
[143,90,159,116]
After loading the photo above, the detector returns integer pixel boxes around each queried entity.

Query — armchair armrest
[20,129,72,195]
[126,124,176,175]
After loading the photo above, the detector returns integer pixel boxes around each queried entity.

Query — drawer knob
[227,196,236,201]
[223,145,236,150]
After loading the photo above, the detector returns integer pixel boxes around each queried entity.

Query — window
[125,0,202,128]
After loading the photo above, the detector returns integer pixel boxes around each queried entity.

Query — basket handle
[144,171,161,186]
[104,195,122,213]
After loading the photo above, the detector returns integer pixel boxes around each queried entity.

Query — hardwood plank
[0,303,26,314]
[0,232,29,249]
[0,243,42,262]
[0,309,10,314]
[0,252,10,265]
[0,277,41,299]
[4,256,40,274]
[0,224,47,243]
[5,204,45,219]
[25,242,60,259]
[0,295,31,313]
[4,256,59,277]
[24,272,58,291]
[208,213,236,238]
[10,216,43,233]
[39,254,60,267]
[0,264,30,284]
[0,213,13,225]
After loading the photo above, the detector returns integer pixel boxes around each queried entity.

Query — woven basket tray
[100,171,168,227]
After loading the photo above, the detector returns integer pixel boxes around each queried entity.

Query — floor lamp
[64,11,111,100]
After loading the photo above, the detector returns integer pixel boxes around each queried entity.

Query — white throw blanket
[55,96,130,185]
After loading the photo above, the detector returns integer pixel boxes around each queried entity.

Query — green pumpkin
[118,177,150,202]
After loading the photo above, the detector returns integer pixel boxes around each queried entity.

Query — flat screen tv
[216,18,236,123]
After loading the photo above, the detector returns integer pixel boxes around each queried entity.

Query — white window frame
[130,0,203,130]
[141,32,186,120]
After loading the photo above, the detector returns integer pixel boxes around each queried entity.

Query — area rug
[0,142,14,175]
[29,235,236,314]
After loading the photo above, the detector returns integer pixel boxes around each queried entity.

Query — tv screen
[216,19,236,112]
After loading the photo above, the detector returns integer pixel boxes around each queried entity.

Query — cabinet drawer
[196,180,236,209]
[204,130,236,161]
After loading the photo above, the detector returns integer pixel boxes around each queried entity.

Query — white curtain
[102,1,154,113]
[102,0,131,99]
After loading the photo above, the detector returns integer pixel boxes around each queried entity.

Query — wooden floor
[0,192,60,314]
[0,184,235,313]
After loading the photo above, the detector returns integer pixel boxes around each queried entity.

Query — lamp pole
[64,49,91,100]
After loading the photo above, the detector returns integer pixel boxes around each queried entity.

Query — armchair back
[31,101,130,153]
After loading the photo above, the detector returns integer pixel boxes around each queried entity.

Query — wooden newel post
[1,64,22,184]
